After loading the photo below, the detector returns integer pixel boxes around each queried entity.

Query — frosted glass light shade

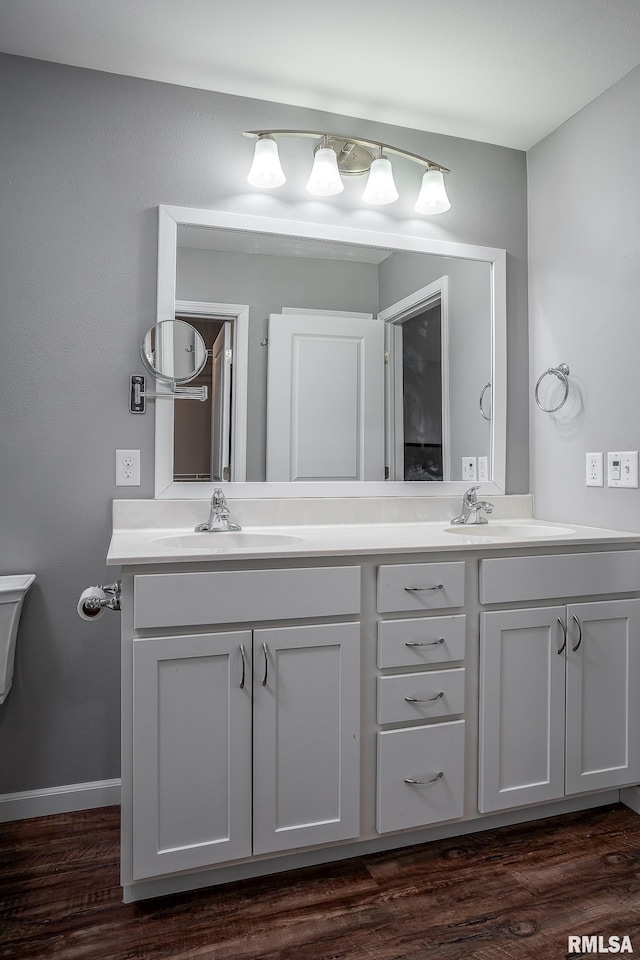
[362,157,399,205]
[306,146,344,196]
[415,168,451,214]
[247,137,286,188]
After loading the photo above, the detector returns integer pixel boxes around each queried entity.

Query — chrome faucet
[195,489,242,532]
[450,485,494,525]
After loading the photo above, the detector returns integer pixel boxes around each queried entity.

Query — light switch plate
[607,451,638,488]
[586,452,603,487]
[462,457,477,481]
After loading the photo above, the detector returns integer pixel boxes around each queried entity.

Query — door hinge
[225,348,233,364]
[385,465,390,479]
[222,466,231,481]
[384,350,389,365]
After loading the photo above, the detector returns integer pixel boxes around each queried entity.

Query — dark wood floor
[2,803,640,960]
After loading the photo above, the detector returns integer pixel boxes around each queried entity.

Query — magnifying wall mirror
[130,319,209,414]
[140,319,208,383]
[154,206,506,498]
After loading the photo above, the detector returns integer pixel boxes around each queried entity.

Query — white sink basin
[444,523,575,539]
[152,532,306,550]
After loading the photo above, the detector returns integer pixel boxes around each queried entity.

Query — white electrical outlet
[477,456,489,482]
[462,457,477,481]
[586,452,603,487]
[116,449,141,486]
[607,451,639,488]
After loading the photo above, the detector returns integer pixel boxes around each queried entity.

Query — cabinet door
[479,607,566,813]
[132,631,252,880]
[565,598,640,794]
[253,622,360,854]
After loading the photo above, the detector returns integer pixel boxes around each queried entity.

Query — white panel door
[252,621,360,854]
[479,607,566,813]
[210,321,232,481]
[132,631,252,880]
[266,313,384,481]
[565,598,640,794]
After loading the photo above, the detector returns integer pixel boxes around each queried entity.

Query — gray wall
[528,63,640,531]
[0,52,528,794]
[177,247,379,481]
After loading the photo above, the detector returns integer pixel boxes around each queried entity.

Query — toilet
[0,575,35,704]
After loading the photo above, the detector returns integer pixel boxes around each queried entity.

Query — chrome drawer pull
[405,638,445,647]
[404,772,445,785]
[404,584,444,592]
[557,617,567,655]
[572,614,583,652]
[405,692,444,703]
[261,641,269,686]
[239,643,247,689]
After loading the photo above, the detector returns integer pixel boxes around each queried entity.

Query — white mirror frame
[155,204,506,499]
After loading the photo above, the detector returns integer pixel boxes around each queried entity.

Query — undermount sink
[152,532,306,550]
[444,523,575,539]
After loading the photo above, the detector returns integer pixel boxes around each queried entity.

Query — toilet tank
[0,575,35,704]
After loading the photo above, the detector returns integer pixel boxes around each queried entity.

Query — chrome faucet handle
[212,488,227,508]
[463,485,480,504]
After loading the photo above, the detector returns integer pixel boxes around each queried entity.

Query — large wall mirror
[155,205,506,498]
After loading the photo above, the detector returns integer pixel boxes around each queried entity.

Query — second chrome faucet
[450,485,494,525]
[195,489,242,532]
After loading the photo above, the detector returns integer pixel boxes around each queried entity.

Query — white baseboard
[0,778,121,823]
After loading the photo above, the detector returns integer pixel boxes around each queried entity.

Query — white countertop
[107,502,640,566]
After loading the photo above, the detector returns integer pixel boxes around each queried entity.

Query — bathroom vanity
[108,497,640,902]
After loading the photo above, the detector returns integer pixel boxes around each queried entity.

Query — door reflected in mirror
[173,225,492,484]
[399,301,444,481]
[171,316,233,482]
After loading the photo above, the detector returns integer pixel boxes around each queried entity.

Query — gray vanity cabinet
[130,616,361,881]
[479,574,640,813]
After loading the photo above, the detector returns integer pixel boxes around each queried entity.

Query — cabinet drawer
[480,551,640,605]
[377,720,465,833]
[378,615,465,668]
[377,562,465,613]
[134,566,361,629]
[377,668,465,725]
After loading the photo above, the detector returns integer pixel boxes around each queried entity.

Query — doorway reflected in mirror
[173,315,233,482]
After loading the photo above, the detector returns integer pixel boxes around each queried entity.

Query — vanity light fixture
[246,135,287,188]
[361,149,399,205]
[243,130,451,214]
[306,136,344,196]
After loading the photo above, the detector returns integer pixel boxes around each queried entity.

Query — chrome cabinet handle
[404,584,444,592]
[405,692,445,703]
[405,638,445,647]
[239,643,247,689]
[557,617,567,655]
[572,614,583,652]
[261,641,269,686]
[404,772,445,785]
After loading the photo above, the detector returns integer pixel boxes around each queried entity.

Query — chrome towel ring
[479,381,492,421]
[535,363,570,413]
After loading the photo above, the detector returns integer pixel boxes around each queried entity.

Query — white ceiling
[3,0,640,150]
